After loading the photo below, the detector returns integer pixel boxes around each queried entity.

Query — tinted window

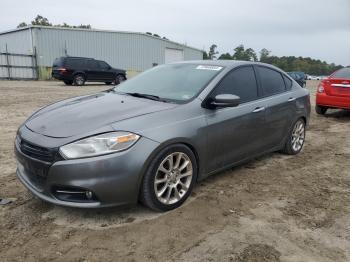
[332,68,350,78]
[258,67,285,96]
[98,61,110,70]
[283,75,292,90]
[211,66,258,103]
[86,60,99,69]
[53,58,63,67]
[65,58,85,68]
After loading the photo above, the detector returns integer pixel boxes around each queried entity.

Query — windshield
[114,64,223,102]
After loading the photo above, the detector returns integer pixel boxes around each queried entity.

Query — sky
[1,0,349,65]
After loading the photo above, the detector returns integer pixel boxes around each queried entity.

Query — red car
[316,67,350,115]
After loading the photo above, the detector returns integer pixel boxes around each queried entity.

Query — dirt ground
[0,80,349,262]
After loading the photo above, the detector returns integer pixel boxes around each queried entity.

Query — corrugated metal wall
[33,27,203,71]
[0,29,33,54]
[0,28,37,79]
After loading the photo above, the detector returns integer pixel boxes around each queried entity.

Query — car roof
[59,56,94,60]
[173,60,283,71]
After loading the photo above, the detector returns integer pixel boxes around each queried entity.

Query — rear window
[283,75,293,90]
[332,68,350,78]
[53,58,64,67]
[65,59,86,68]
[257,66,286,96]
[86,60,99,69]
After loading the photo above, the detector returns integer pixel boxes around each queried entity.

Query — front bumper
[15,131,160,208]
[316,92,350,110]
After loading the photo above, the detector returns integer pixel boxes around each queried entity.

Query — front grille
[20,140,57,163]
[16,136,63,191]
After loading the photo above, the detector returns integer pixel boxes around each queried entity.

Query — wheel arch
[136,138,201,200]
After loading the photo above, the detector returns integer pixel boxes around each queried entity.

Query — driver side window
[211,66,258,103]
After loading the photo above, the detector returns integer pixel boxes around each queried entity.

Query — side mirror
[210,94,240,108]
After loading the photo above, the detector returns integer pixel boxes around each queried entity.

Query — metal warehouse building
[0,25,203,80]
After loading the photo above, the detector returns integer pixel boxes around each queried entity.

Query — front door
[204,66,266,173]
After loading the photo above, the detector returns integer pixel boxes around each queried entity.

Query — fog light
[86,191,93,199]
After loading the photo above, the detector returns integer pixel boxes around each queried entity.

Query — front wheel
[315,105,327,115]
[140,144,197,211]
[281,119,306,155]
[114,74,125,85]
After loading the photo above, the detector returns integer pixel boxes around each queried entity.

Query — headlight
[59,132,140,159]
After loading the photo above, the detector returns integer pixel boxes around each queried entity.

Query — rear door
[204,66,266,172]
[85,59,100,80]
[256,66,295,150]
[324,68,350,98]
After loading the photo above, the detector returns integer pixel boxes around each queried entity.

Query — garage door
[165,48,184,64]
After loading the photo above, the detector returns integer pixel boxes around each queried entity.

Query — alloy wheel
[291,120,305,152]
[75,75,85,86]
[154,152,193,205]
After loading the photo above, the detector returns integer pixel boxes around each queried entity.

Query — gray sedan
[15,61,310,211]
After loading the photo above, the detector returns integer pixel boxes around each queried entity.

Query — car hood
[25,92,177,138]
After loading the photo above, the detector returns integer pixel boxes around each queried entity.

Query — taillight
[57,68,67,74]
[317,82,325,93]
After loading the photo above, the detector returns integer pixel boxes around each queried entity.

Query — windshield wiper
[125,92,167,102]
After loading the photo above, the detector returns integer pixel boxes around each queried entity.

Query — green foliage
[218,53,232,60]
[259,48,271,62]
[258,50,343,75]
[208,44,219,60]
[231,45,257,61]
[208,43,343,75]
[203,51,209,60]
[31,15,52,26]
[17,22,27,28]
[17,15,91,29]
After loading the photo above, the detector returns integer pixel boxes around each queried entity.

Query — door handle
[252,107,265,113]
[288,97,296,102]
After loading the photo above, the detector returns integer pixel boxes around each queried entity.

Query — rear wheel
[140,144,197,211]
[315,105,327,115]
[73,74,85,86]
[63,80,73,85]
[282,119,306,155]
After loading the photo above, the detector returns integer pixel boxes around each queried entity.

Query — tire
[281,118,306,155]
[105,82,112,85]
[73,74,85,86]
[315,105,327,115]
[64,80,73,85]
[140,144,198,211]
[114,74,125,85]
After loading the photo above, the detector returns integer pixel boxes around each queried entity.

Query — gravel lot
[0,80,350,262]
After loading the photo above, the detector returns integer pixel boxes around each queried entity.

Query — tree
[259,48,271,62]
[208,44,219,60]
[17,15,92,29]
[218,53,232,60]
[31,15,52,26]
[203,51,209,60]
[232,45,257,61]
[17,22,27,28]
[245,48,258,62]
